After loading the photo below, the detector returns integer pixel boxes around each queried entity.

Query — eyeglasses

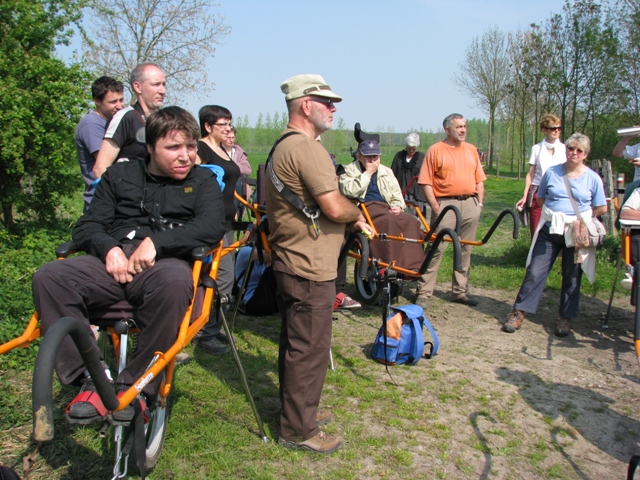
[567,146,585,154]
[544,126,562,131]
[310,97,335,109]
[214,121,232,127]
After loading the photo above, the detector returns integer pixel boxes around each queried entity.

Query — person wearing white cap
[267,74,371,454]
[391,132,428,216]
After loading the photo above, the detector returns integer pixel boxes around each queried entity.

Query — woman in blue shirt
[503,133,607,337]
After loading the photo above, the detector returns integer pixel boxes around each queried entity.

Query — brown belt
[438,195,476,201]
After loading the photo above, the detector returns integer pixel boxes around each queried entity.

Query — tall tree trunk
[2,201,14,229]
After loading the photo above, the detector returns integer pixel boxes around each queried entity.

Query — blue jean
[513,223,582,318]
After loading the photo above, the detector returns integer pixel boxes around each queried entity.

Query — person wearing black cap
[340,140,424,271]
[267,74,371,454]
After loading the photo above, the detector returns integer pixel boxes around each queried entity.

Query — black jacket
[391,149,427,202]
[73,159,226,261]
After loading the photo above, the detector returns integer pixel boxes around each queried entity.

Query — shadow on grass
[496,368,640,470]
[469,411,498,480]
[183,313,282,441]
[8,384,117,479]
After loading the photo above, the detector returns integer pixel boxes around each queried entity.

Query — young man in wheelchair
[32,106,226,425]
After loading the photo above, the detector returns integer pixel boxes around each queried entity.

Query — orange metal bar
[0,313,41,354]
[346,250,422,280]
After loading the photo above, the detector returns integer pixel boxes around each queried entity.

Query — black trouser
[32,252,192,396]
[273,254,334,442]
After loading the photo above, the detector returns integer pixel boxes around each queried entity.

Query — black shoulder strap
[266,131,299,166]
[267,131,321,230]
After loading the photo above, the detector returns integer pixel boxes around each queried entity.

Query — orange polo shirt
[418,141,486,197]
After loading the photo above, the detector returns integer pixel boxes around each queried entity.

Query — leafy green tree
[454,26,511,169]
[234,114,251,149]
[82,0,230,101]
[0,0,90,228]
[612,0,640,121]
[545,0,619,148]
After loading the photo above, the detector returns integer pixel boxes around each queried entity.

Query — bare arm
[314,189,373,235]
[592,205,607,217]
[315,189,365,224]
[476,181,485,205]
[621,207,640,220]
[613,130,640,158]
[517,165,536,209]
[93,139,121,178]
[423,184,440,214]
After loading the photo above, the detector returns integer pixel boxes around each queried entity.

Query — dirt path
[331,284,640,479]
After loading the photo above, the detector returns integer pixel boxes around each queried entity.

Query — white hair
[405,132,420,147]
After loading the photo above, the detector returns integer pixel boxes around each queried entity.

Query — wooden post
[590,159,616,235]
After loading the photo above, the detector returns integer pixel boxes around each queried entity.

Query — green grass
[0,160,632,479]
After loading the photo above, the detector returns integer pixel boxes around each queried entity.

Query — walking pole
[329,347,335,372]
[230,243,257,332]
[220,296,269,442]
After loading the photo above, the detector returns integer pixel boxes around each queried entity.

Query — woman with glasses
[516,114,566,235]
[194,105,240,355]
[503,133,606,337]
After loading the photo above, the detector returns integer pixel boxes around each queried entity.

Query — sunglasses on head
[567,146,585,154]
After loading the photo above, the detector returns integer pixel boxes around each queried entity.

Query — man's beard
[310,106,332,132]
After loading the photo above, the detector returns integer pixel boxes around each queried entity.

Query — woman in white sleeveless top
[516,114,566,236]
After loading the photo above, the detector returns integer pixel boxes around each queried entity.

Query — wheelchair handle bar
[33,316,119,441]
[480,209,519,244]
[425,204,462,239]
[339,231,370,279]
[420,227,462,275]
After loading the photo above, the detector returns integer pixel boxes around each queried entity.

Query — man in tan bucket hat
[267,74,370,454]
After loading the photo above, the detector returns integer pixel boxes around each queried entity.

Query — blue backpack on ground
[371,304,439,365]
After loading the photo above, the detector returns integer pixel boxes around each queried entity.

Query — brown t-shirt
[266,129,345,281]
[418,141,486,197]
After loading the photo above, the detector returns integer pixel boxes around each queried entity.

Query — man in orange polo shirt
[415,113,486,309]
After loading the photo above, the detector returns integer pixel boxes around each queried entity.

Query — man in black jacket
[32,106,225,424]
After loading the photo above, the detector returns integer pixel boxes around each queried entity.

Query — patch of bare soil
[330,284,640,479]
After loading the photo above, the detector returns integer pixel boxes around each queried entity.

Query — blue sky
[65,0,566,133]
[186,0,565,134]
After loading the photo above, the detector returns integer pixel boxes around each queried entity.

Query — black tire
[143,394,169,469]
[353,245,383,305]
